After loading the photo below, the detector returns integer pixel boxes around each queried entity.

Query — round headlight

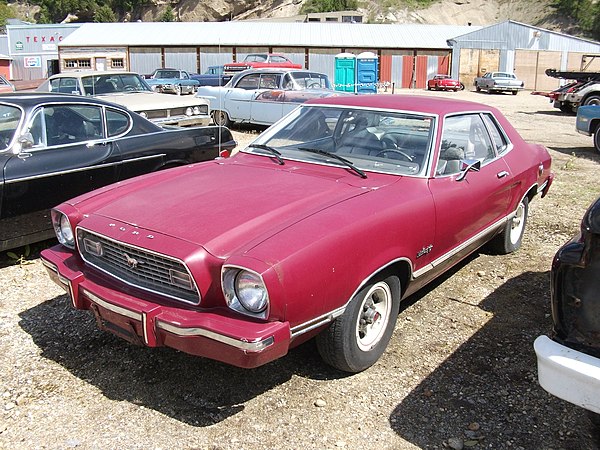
[235,271,268,313]
[58,214,74,247]
[139,111,148,118]
[193,106,201,115]
[185,107,193,116]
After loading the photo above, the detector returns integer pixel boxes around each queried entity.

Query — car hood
[96,91,207,110]
[76,156,396,258]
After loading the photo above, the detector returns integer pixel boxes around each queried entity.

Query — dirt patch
[1,89,599,449]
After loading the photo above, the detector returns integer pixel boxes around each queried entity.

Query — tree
[160,5,175,22]
[301,0,358,14]
[94,4,117,22]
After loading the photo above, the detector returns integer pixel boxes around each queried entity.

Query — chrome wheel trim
[355,281,392,352]
[509,201,526,245]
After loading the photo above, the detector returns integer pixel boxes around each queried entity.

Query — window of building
[64,59,91,69]
[111,58,124,68]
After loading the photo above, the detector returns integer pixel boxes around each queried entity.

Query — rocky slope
[139,0,569,33]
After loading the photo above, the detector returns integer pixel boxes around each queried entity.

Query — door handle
[497,171,509,178]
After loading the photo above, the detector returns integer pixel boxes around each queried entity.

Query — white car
[37,71,210,127]
[196,68,341,127]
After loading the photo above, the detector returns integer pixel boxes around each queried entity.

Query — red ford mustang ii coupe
[41,95,554,373]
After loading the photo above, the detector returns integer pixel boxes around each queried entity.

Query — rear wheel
[316,274,400,372]
[212,110,231,127]
[512,90,518,95]
[488,197,529,254]
[559,103,574,114]
[583,95,600,106]
[593,125,600,154]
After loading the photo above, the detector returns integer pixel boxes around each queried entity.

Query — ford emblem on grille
[123,253,142,269]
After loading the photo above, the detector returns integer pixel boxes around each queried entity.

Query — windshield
[81,73,152,95]
[0,105,22,151]
[246,105,435,176]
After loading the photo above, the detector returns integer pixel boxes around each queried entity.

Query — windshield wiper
[298,147,367,178]
[249,144,284,165]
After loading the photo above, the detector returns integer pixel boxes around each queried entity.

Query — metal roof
[59,22,481,50]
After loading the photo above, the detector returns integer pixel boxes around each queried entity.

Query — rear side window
[482,113,509,155]
[236,74,260,90]
[106,109,130,137]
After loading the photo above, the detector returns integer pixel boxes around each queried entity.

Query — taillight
[219,149,231,158]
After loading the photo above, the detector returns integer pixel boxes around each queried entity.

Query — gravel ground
[1,89,599,450]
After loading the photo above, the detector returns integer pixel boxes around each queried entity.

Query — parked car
[534,195,600,427]
[0,74,15,94]
[196,68,340,126]
[36,71,210,127]
[0,93,236,252]
[40,94,553,373]
[427,74,461,91]
[474,72,524,95]
[223,53,303,75]
[190,65,233,87]
[145,68,200,95]
[575,105,600,153]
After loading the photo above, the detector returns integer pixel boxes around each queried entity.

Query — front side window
[259,74,281,89]
[27,105,104,148]
[246,105,434,177]
[438,114,495,176]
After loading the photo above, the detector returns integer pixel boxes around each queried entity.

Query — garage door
[514,50,561,91]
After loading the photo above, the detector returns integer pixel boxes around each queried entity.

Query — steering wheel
[375,149,414,162]
[123,85,136,91]
[307,82,321,89]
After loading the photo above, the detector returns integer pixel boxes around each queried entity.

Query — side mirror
[18,132,35,149]
[456,159,481,182]
[11,132,34,154]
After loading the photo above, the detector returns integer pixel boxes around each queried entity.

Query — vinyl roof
[59,22,481,50]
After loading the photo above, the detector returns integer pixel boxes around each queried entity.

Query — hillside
[135,0,574,34]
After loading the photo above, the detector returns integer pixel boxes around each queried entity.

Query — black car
[0,93,236,252]
[534,195,600,427]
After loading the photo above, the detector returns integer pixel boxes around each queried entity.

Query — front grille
[77,228,200,304]
[144,105,208,120]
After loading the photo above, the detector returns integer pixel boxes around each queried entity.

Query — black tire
[593,128,600,154]
[460,82,465,91]
[427,85,432,90]
[475,83,481,92]
[316,274,401,373]
[488,197,529,254]
[583,95,600,106]
[559,103,574,114]
[588,410,600,443]
[212,110,231,127]
[512,90,518,95]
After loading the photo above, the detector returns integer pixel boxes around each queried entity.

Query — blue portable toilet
[334,53,356,93]
[356,52,378,94]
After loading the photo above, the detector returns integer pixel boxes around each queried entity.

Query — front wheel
[316,274,400,372]
[212,110,231,127]
[488,197,529,254]
[475,83,481,92]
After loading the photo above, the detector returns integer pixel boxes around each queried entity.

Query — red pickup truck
[223,53,302,74]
